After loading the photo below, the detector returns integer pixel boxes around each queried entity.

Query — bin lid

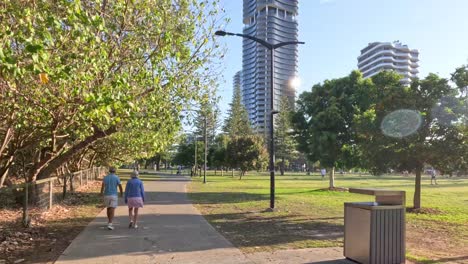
[345,202,404,210]
[349,188,405,205]
[349,188,404,196]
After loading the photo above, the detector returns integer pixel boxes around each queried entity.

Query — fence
[0,167,107,226]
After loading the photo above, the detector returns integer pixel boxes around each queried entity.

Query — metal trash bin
[344,188,406,264]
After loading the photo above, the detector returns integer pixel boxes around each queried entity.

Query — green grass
[188,171,468,261]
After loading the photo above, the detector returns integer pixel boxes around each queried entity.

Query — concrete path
[56,173,351,264]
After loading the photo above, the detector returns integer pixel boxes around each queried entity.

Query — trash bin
[344,188,406,264]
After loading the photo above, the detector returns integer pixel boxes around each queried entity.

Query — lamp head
[214,30,227,36]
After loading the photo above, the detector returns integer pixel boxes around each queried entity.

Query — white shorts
[104,195,118,208]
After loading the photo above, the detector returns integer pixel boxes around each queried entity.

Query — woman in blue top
[124,170,145,228]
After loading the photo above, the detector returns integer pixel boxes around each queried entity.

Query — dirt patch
[0,181,103,264]
[407,207,444,215]
[406,219,468,264]
[202,211,344,252]
[328,187,349,192]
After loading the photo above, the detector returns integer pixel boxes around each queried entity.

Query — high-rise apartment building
[242,0,299,134]
[358,41,419,85]
[234,70,242,100]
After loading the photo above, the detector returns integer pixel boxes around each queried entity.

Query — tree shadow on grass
[140,191,269,205]
[203,211,344,249]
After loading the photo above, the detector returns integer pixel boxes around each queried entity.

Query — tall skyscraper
[242,0,299,134]
[358,41,419,85]
[234,70,242,100]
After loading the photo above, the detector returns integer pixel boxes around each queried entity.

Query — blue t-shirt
[103,173,121,196]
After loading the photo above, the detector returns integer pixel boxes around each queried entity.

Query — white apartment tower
[358,41,419,85]
[242,0,299,134]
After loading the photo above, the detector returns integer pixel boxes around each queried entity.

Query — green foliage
[226,136,267,178]
[193,100,221,146]
[451,64,468,95]
[292,71,367,175]
[223,80,252,137]
[209,134,229,170]
[0,0,224,186]
[275,97,297,175]
[354,70,467,208]
[173,139,204,167]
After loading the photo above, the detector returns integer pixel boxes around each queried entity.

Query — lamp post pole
[203,115,208,184]
[215,30,304,209]
[194,137,197,177]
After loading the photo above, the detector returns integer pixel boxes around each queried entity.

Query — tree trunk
[0,127,13,158]
[0,156,14,187]
[35,126,116,180]
[221,168,224,176]
[414,166,422,209]
[215,169,217,176]
[280,157,285,176]
[329,167,335,189]
[231,168,234,177]
[88,152,97,168]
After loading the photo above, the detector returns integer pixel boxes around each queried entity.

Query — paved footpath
[56,174,351,264]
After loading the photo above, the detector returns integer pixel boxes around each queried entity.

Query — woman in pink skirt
[124,170,145,228]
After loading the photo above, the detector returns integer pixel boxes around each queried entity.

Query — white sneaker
[133,224,138,229]
[107,224,114,230]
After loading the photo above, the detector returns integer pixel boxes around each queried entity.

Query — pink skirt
[127,197,144,208]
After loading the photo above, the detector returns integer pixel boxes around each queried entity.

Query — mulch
[0,182,103,264]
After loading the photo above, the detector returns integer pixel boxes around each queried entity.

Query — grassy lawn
[188,171,468,263]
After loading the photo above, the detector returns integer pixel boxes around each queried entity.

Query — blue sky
[214,0,468,116]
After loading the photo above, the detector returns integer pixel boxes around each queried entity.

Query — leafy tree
[292,71,366,188]
[275,97,297,175]
[172,139,204,168]
[223,79,252,137]
[354,70,466,209]
[144,151,172,171]
[0,0,223,192]
[196,102,221,144]
[209,134,229,175]
[226,136,267,179]
[451,64,468,96]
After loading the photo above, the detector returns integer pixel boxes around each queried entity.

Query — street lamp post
[215,30,304,209]
[194,138,197,177]
[203,115,208,184]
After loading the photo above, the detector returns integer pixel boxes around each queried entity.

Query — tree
[172,139,204,168]
[209,134,229,175]
[451,64,468,96]
[197,102,221,144]
[354,70,467,209]
[226,136,267,179]
[275,97,297,175]
[0,0,223,192]
[223,79,252,137]
[292,71,366,188]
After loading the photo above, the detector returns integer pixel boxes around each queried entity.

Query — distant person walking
[100,167,123,230]
[320,168,326,180]
[430,169,438,185]
[125,170,145,229]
